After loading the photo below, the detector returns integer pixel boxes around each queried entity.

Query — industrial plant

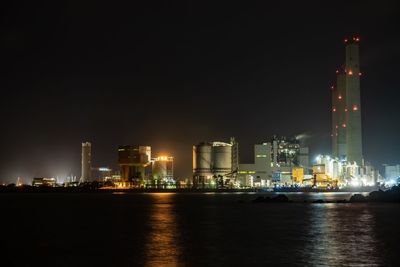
[237,136,309,188]
[15,36,398,190]
[192,137,239,188]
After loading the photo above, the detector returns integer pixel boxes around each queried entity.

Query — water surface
[0,192,399,266]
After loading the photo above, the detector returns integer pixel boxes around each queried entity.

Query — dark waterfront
[1,193,399,267]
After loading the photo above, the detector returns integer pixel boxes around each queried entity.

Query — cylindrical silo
[193,143,212,176]
[212,143,232,176]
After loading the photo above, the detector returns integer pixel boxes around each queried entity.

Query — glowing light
[338,95,342,100]
[156,156,172,161]
[345,108,348,112]
[333,108,336,112]
[353,105,358,111]
[335,125,338,129]
[344,38,348,43]
[348,70,353,75]
[336,70,339,74]
[342,123,347,128]
[351,179,360,187]
[355,37,360,42]
[359,72,362,76]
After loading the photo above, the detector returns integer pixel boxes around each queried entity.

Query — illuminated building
[118,145,151,187]
[239,143,271,187]
[32,177,56,187]
[332,36,363,164]
[151,156,174,187]
[313,155,381,188]
[91,167,113,181]
[80,142,92,183]
[292,167,304,184]
[237,136,309,187]
[313,155,341,188]
[192,138,238,188]
[384,164,400,183]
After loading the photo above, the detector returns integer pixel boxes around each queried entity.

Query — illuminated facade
[118,145,151,186]
[332,36,363,164]
[384,164,400,182]
[313,155,381,188]
[152,156,174,186]
[238,136,309,187]
[91,167,113,181]
[81,142,92,183]
[32,177,56,187]
[192,139,238,188]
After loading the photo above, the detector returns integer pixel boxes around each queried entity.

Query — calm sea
[1,192,399,266]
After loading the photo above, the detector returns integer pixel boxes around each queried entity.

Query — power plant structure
[332,36,363,165]
[328,36,383,187]
[118,145,152,187]
[80,142,92,183]
[151,156,174,187]
[238,136,309,188]
[192,138,238,188]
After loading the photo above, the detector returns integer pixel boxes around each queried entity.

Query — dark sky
[1,1,400,183]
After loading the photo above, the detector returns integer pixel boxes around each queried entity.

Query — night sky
[1,1,400,183]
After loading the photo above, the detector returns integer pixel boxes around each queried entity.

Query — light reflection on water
[145,193,181,267]
[305,204,383,267]
[2,192,395,266]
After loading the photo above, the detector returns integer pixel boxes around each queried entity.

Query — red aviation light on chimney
[353,105,358,111]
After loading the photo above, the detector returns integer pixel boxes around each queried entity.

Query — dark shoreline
[1,185,399,203]
[0,184,382,193]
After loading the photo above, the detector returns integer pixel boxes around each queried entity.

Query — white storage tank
[193,143,212,176]
[212,142,232,176]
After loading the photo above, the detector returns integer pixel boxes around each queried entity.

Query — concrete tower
[332,69,347,160]
[332,36,363,165]
[81,142,92,182]
[344,37,363,165]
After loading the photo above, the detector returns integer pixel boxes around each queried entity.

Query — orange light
[348,70,353,75]
[353,105,358,111]
[342,123,347,128]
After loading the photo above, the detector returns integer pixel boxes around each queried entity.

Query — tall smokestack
[344,36,363,165]
[81,142,92,182]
